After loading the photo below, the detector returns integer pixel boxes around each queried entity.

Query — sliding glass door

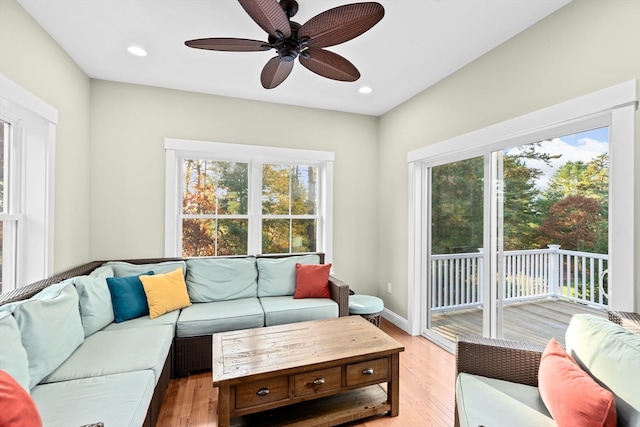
[425,128,610,347]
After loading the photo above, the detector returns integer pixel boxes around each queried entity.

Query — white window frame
[165,138,334,261]
[0,74,57,291]
[407,80,638,339]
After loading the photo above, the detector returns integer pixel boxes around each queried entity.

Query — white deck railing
[430,245,609,312]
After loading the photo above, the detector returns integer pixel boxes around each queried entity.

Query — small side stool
[349,294,384,327]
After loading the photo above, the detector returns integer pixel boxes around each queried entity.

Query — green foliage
[431,142,609,256]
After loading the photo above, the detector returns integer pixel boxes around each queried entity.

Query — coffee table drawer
[294,367,342,397]
[235,377,289,409]
[346,357,389,386]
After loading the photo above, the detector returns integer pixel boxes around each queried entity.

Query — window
[0,75,57,292]
[165,139,333,259]
[407,80,637,347]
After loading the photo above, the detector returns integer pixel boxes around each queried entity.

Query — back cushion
[104,260,187,277]
[257,254,321,297]
[565,314,640,426]
[12,281,84,389]
[73,265,115,337]
[0,312,30,391]
[186,257,258,302]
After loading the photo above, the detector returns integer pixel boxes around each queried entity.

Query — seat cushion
[186,257,258,302]
[176,298,264,338]
[31,370,154,427]
[41,325,173,385]
[0,312,30,391]
[102,310,179,332]
[565,314,640,426]
[260,296,338,327]
[9,281,85,389]
[104,260,187,277]
[257,254,321,297]
[72,266,115,337]
[456,373,555,427]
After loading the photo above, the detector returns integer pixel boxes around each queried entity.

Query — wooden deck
[430,298,607,347]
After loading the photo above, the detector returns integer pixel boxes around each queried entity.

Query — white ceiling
[17,0,571,116]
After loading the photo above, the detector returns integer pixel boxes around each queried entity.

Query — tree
[537,195,604,252]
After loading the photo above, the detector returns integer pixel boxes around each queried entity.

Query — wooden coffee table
[212,316,404,427]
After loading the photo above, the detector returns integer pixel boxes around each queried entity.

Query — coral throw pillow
[140,267,192,319]
[293,263,332,299]
[538,338,617,427]
[0,370,42,427]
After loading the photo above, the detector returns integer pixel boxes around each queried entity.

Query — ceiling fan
[185,0,385,89]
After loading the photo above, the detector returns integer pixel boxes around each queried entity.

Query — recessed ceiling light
[127,45,147,57]
[359,86,373,94]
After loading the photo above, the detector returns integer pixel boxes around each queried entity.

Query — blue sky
[507,126,609,191]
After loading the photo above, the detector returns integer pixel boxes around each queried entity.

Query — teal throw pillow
[106,272,153,323]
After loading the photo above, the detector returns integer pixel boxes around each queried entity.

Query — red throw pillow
[293,263,332,299]
[0,370,42,427]
[538,339,617,427]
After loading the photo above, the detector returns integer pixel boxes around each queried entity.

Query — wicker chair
[454,312,640,426]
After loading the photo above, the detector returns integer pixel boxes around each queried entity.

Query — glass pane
[182,218,248,257]
[291,165,318,215]
[292,219,317,252]
[429,156,484,342]
[0,221,3,292]
[0,120,7,213]
[500,127,609,346]
[262,219,290,253]
[182,160,248,215]
[262,164,290,215]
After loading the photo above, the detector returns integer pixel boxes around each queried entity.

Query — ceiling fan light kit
[185,0,384,89]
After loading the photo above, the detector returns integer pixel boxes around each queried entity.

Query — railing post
[548,245,561,298]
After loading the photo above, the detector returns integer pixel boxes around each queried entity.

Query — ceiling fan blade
[261,57,295,89]
[185,38,271,52]
[299,2,384,48]
[238,0,292,39]
[299,47,360,82]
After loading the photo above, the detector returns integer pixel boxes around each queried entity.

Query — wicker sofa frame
[454,311,640,427]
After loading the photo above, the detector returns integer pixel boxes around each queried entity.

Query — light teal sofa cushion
[565,314,640,427]
[102,310,179,332]
[104,260,186,277]
[72,266,115,337]
[186,257,258,302]
[0,311,30,391]
[42,325,173,385]
[260,296,338,327]
[176,298,264,338]
[257,254,320,297]
[456,373,555,427]
[11,281,84,389]
[32,370,155,427]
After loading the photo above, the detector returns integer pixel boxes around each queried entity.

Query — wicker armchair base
[608,310,640,334]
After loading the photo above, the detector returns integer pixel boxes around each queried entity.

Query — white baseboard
[380,309,415,335]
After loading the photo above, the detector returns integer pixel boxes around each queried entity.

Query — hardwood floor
[157,319,456,427]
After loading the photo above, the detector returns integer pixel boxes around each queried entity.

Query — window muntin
[262,164,319,254]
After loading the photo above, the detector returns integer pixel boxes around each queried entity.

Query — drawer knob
[256,388,270,396]
[312,378,326,386]
[362,368,374,375]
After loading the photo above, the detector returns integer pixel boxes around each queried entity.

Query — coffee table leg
[217,385,231,427]
[388,353,400,417]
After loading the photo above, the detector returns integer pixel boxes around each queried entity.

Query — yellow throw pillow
[140,268,191,319]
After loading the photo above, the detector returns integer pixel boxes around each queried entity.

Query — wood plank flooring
[157,319,456,427]
[431,298,607,347]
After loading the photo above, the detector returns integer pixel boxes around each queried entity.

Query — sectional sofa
[0,253,349,427]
